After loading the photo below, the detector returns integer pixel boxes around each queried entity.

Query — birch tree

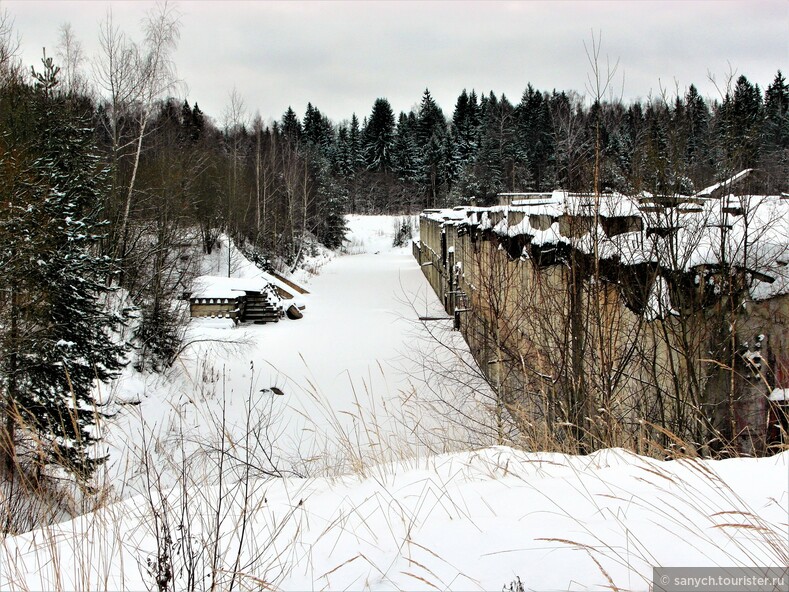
[93,1,181,270]
[0,8,20,83]
[55,23,87,97]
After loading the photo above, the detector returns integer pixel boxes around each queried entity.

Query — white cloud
[5,0,787,125]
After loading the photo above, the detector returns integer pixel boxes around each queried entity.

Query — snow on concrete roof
[190,271,305,302]
[423,189,789,300]
[190,275,272,299]
[694,169,753,198]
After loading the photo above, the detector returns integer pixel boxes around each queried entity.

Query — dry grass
[1,353,786,591]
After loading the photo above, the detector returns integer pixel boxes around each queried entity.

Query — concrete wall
[189,297,242,322]
[415,214,788,455]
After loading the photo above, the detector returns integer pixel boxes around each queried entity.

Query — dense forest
[96,72,789,263]
[91,72,789,271]
[0,3,787,483]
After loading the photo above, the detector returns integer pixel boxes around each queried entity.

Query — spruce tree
[392,111,420,183]
[363,98,396,172]
[451,89,481,164]
[332,124,352,177]
[191,103,206,138]
[314,169,348,250]
[302,102,333,155]
[682,84,712,185]
[281,106,302,146]
[416,89,447,206]
[516,85,554,190]
[180,99,192,133]
[763,70,789,189]
[764,70,789,151]
[348,113,365,171]
[716,75,763,173]
[0,56,127,481]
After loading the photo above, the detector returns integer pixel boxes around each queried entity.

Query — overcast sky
[4,0,788,126]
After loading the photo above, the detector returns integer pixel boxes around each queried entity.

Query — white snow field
[1,216,787,591]
[2,449,786,590]
[101,214,466,492]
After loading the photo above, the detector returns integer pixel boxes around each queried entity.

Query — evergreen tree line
[105,72,789,280]
[103,72,787,291]
[298,75,788,213]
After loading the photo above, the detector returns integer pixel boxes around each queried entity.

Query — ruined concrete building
[414,171,789,456]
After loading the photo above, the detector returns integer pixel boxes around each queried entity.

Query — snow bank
[3,447,786,591]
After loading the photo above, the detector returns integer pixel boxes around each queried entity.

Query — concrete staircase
[242,292,282,324]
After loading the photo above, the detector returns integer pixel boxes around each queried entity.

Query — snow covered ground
[2,216,787,591]
[102,215,465,492]
[2,448,786,590]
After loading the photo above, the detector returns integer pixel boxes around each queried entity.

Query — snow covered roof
[190,270,306,302]
[424,186,789,301]
[189,275,272,299]
[694,169,753,198]
[421,208,470,224]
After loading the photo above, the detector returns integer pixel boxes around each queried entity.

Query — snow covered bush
[392,215,414,247]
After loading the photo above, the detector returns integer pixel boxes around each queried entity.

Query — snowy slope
[3,448,786,591]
